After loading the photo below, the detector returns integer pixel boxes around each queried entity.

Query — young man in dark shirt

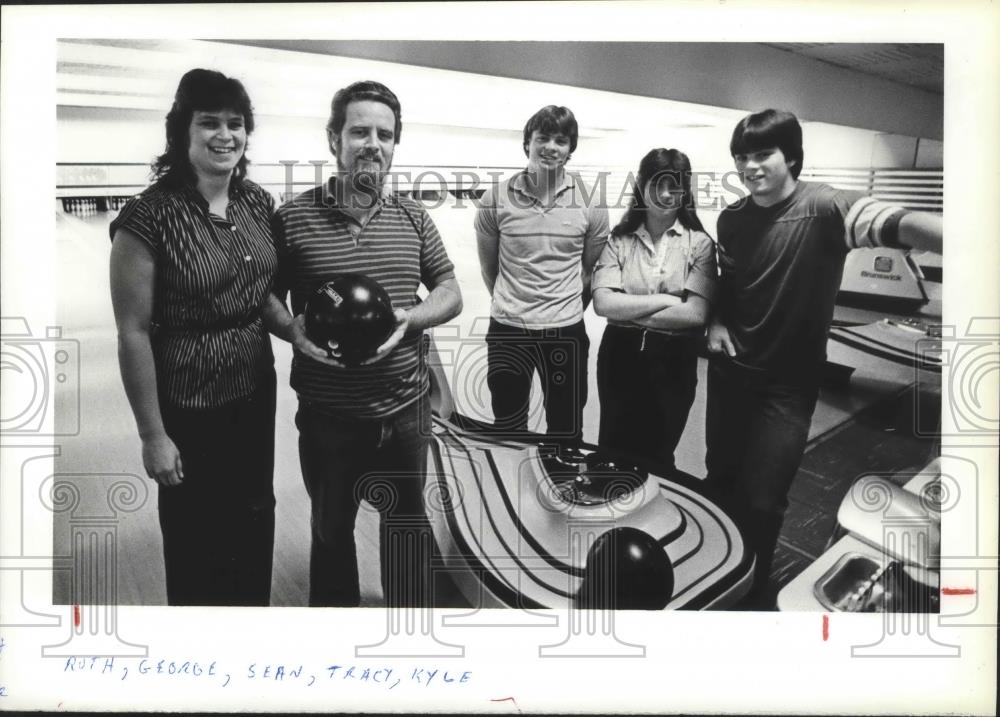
[705,109,942,609]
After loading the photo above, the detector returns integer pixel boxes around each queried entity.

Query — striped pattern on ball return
[425,417,754,610]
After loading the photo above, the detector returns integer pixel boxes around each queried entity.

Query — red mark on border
[491,697,521,713]
[73,604,81,628]
[941,587,976,595]
[822,614,829,641]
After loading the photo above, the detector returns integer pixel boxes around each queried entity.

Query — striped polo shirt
[474,170,610,329]
[272,179,455,418]
[110,179,278,409]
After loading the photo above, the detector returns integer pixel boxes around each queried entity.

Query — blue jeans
[295,395,434,607]
[704,358,819,603]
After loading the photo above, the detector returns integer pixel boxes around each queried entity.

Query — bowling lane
[53,208,165,604]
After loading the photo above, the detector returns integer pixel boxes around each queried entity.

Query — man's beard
[342,152,386,196]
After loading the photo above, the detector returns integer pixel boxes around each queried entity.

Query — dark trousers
[597,325,699,473]
[704,359,819,607]
[158,369,276,606]
[296,396,434,608]
[486,318,589,445]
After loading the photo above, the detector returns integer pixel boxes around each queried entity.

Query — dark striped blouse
[273,179,455,419]
[110,179,278,409]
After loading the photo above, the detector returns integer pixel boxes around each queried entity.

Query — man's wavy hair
[326,80,403,146]
[152,68,255,188]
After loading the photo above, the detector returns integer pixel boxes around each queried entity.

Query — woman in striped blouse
[109,69,278,606]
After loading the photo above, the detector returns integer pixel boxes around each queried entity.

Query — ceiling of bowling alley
[55,38,943,141]
[762,43,943,95]
[222,39,944,95]
[55,39,749,133]
[214,39,944,140]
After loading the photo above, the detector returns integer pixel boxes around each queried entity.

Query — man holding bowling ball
[263,81,462,608]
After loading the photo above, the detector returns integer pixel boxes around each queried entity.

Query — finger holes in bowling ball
[304,274,396,366]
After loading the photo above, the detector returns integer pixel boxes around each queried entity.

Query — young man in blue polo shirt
[475,105,609,445]
[705,109,943,609]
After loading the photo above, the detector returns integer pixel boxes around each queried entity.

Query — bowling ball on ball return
[304,274,396,365]
[575,527,674,610]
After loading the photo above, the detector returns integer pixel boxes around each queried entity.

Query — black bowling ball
[575,527,674,610]
[304,274,396,366]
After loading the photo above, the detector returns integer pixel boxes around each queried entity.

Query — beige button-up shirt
[592,218,717,333]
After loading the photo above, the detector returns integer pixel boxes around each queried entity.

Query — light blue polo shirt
[474,170,610,329]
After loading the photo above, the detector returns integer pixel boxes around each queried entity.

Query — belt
[606,323,700,352]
